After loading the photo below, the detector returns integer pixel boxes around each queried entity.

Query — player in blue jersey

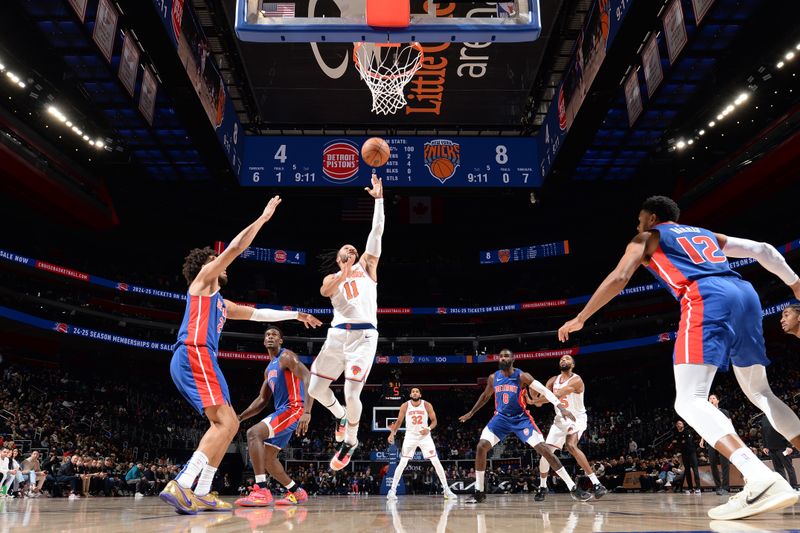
[558,196,800,520]
[236,326,313,507]
[459,349,591,503]
[160,196,322,515]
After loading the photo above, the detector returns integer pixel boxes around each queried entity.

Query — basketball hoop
[353,42,424,116]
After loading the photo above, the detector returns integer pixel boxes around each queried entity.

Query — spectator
[55,455,81,499]
[0,448,16,497]
[21,450,46,496]
[699,393,732,495]
[125,462,147,499]
[672,420,701,494]
[628,438,638,456]
[761,414,798,489]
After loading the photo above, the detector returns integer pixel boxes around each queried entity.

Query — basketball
[429,158,455,180]
[361,137,391,167]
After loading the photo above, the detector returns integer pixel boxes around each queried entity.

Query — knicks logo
[498,249,511,263]
[322,140,360,183]
[424,140,460,184]
[351,365,362,376]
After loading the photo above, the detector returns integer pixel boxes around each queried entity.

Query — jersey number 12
[676,236,726,264]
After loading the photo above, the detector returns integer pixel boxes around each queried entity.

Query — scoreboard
[240,136,542,188]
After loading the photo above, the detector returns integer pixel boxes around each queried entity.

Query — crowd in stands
[0,338,797,499]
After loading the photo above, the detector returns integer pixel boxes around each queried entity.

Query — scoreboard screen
[241,136,542,188]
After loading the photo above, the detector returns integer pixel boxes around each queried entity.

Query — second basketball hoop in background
[362,137,391,168]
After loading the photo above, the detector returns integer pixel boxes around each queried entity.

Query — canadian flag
[398,196,443,224]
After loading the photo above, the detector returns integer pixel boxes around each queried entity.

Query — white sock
[730,446,772,482]
[554,467,575,491]
[255,474,267,484]
[588,473,600,485]
[176,451,208,489]
[194,464,217,497]
[327,399,347,420]
[476,471,485,492]
[284,480,296,492]
[539,476,547,488]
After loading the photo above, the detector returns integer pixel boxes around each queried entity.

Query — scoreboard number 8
[495,145,508,164]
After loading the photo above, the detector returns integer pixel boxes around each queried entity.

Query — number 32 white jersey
[405,400,429,435]
[330,263,378,327]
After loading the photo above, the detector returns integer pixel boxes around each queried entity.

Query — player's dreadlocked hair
[317,248,341,275]
[641,196,680,223]
[182,246,216,284]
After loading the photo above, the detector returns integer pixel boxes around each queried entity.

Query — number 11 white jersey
[330,263,378,327]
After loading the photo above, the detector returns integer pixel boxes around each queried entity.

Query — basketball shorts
[482,414,543,447]
[401,432,438,459]
[262,407,303,449]
[545,413,588,449]
[311,327,378,382]
[674,276,769,371]
[170,344,230,414]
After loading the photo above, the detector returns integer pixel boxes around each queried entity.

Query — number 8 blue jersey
[646,222,740,300]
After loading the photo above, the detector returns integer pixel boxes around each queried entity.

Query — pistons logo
[498,249,511,263]
[171,0,185,40]
[351,365,362,376]
[523,428,530,436]
[424,140,460,184]
[436,307,447,315]
[116,282,129,291]
[274,250,287,263]
[54,323,68,333]
[322,140,360,183]
[658,332,672,343]
[557,86,567,131]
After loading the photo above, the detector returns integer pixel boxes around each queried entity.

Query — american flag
[261,2,295,17]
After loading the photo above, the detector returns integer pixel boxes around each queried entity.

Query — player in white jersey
[308,176,384,471]
[386,388,456,500]
[532,355,607,500]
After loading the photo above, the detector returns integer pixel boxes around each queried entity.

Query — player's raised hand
[365,175,383,199]
[261,195,282,221]
[558,317,584,342]
[298,312,322,329]
[458,412,472,423]
[387,433,395,444]
[297,413,311,436]
[420,427,430,436]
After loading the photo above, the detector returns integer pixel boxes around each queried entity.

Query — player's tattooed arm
[388,402,408,444]
[459,374,494,422]
[423,402,437,434]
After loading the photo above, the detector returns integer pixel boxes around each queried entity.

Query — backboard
[236,0,541,43]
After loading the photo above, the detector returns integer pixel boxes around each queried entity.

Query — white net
[353,42,424,116]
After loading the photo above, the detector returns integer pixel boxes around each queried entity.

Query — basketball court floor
[1,494,798,532]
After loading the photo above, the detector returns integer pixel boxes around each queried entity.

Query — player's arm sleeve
[249,308,300,322]
[365,199,385,258]
[530,379,560,406]
[722,236,799,285]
